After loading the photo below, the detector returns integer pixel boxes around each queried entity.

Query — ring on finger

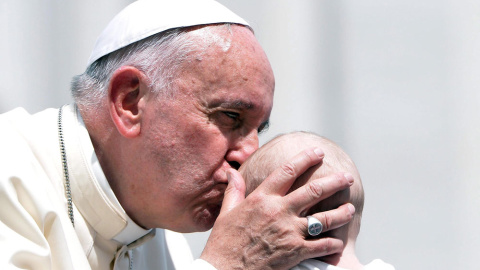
[307,215,323,236]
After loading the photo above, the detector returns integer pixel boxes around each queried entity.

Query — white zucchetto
[87,0,249,67]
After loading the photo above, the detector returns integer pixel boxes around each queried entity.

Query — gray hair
[71,23,247,108]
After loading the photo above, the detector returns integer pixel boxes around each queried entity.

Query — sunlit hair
[71,23,251,108]
[239,131,365,242]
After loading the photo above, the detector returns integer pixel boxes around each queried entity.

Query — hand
[200,148,355,270]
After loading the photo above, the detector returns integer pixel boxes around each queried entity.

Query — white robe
[0,104,215,270]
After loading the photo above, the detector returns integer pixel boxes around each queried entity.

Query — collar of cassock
[61,104,150,245]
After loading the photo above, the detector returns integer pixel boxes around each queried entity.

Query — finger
[287,172,354,214]
[300,203,355,235]
[302,237,344,259]
[259,147,325,196]
[219,168,246,214]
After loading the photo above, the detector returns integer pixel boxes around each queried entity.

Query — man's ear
[108,66,148,138]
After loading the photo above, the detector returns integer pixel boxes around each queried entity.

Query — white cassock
[0,104,216,270]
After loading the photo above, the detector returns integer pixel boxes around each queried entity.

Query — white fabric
[0,104,215,269]
[76,112,150,245]
[87,0,249,66]
[291,258,395,270]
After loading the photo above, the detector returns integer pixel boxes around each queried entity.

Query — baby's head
[239,131,364,244]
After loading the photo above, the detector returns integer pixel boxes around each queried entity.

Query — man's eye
[213,111,241,129]
[223,111,239,120]
[257,121,270,134]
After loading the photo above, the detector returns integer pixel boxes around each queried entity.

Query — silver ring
[307,216,323,236]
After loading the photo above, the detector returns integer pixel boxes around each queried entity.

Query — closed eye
[223,111,239,119]
[213,111,241,129]
[257,120,270,134]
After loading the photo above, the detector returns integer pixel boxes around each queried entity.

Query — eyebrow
[210,100,255,110]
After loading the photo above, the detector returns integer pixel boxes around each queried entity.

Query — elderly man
[0,0,355,269]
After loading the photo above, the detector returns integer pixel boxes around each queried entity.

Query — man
[240,132,395,270]
[0,1,355,269]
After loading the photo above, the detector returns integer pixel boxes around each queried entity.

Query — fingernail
[344,173,354,185]
[314,148,324,158]
[226,171,232,182]
[348,204,356,215]
[226,170,238,189]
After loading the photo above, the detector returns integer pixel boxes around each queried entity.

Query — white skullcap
[87,0,249,67]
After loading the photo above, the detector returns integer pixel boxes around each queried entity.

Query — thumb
[220,169,246,214]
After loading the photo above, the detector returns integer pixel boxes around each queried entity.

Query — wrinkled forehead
[174,24,274,93]
[184,24,266,65]
[185,23,254,50]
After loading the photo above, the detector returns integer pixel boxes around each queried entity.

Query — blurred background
[1,1,479,269]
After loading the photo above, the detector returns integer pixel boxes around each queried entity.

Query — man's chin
[191,204,221,232]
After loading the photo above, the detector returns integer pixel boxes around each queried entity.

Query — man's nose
[225,130,259,170]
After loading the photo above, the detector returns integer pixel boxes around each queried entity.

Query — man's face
[130,26,274,232]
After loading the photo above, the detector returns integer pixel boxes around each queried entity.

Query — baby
[239,131,395,270]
